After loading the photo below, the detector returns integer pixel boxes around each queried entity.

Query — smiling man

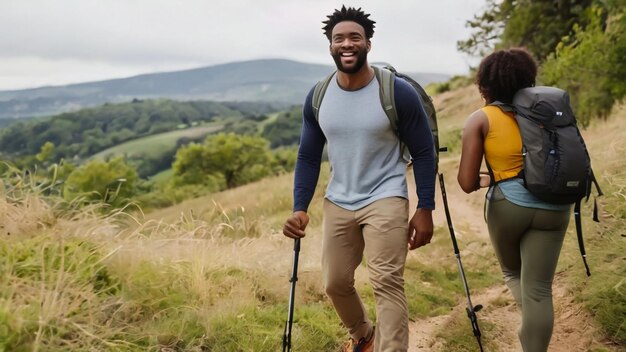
[282,6,436,352]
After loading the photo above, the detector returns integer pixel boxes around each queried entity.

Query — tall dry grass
[560,104,626,347]
[1,97,624,352]
[0,163,344,351]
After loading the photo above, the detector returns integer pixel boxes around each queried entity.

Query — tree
[172,133,275,189]
[63,157,138,206]
[501,0,593,60]
[271,147,298,173]
[458,0,593,61]
[458,0,624,122]
[262,105,303,148]
[541,4,626,124]
[457,0,508,57]
[171,143,217,186]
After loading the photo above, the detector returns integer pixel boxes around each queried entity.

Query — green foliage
[0,99,244,163]
[63,157,138,206]
[35,142,55,163]
[459,0,593,61]
[262,105,303,148]
[171,143,224,189]
[457,0,507,57]
[0,98,290,183]
[222,119,260,135]
[501,0,593,61]
[173,133,275,189]
[541,5,626,124]
[135,145,296,211]
[272,147,298,173]
[459,0,625,123]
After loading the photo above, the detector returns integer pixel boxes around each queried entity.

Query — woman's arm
[458,109,489,193]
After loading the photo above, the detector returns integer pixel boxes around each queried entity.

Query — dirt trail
[405,163,619,351]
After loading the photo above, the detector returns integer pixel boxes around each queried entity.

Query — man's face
[329,21,370,74]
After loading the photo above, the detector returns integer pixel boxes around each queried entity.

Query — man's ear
[366,40,371,53]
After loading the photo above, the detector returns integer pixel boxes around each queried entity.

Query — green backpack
[311,64,440,166]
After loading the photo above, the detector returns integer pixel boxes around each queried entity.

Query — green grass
[148,168,173,185]
[562,113,626,346]
[0,230,345,351]
[566,188,626,346]
[90,123,223,160]
[203,304,343,352]
[439,126,463,155]
[436,313,497,352]
[0,235,122,351]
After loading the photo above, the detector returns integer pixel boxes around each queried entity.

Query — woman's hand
[479,171,491,188]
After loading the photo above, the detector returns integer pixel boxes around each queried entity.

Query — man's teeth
[341,53,355,57]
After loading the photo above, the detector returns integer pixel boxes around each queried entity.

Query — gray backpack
[311,65,440,167]
[492,86,603,275]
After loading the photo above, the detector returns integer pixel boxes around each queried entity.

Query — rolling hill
[0,59,449,119]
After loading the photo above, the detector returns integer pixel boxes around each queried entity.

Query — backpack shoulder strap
[489,101,516,113]
[312,72,336,121]
[574,199,592,276]
[372,66,398,134]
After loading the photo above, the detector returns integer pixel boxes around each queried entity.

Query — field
[90,123,224,160]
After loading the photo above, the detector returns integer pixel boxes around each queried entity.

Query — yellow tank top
[483,105,523,182]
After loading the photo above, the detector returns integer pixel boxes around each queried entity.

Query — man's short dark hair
[322,5,376,42]
[476,47,537,104]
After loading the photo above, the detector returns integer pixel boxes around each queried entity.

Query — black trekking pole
[438,173,484,352]
[282,238,301,352]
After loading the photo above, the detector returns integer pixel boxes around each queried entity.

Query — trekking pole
[438,173,484,352]
[282,238,301,352]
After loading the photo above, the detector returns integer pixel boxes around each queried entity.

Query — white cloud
[0,0,487,90]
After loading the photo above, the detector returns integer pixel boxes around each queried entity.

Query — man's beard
[331,47,368,74]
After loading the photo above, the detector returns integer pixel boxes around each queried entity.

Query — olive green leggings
[485,190,571,352]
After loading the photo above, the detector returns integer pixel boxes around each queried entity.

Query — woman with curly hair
[458,48,572,352]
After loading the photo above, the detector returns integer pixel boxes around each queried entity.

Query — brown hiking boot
[342,329,374,352]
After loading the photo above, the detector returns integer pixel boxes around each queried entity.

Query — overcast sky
[0,0,487,91]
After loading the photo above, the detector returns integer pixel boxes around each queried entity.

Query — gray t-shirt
[318,76,408,210]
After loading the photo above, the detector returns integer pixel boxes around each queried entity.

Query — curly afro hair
[322,5,376,42]
[476,48,537,104]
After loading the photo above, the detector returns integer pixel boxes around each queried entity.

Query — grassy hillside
[0,84,623,351]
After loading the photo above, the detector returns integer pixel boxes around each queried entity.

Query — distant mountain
[0,59,449,119]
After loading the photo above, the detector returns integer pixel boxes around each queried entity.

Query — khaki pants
[322,197,409,352]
